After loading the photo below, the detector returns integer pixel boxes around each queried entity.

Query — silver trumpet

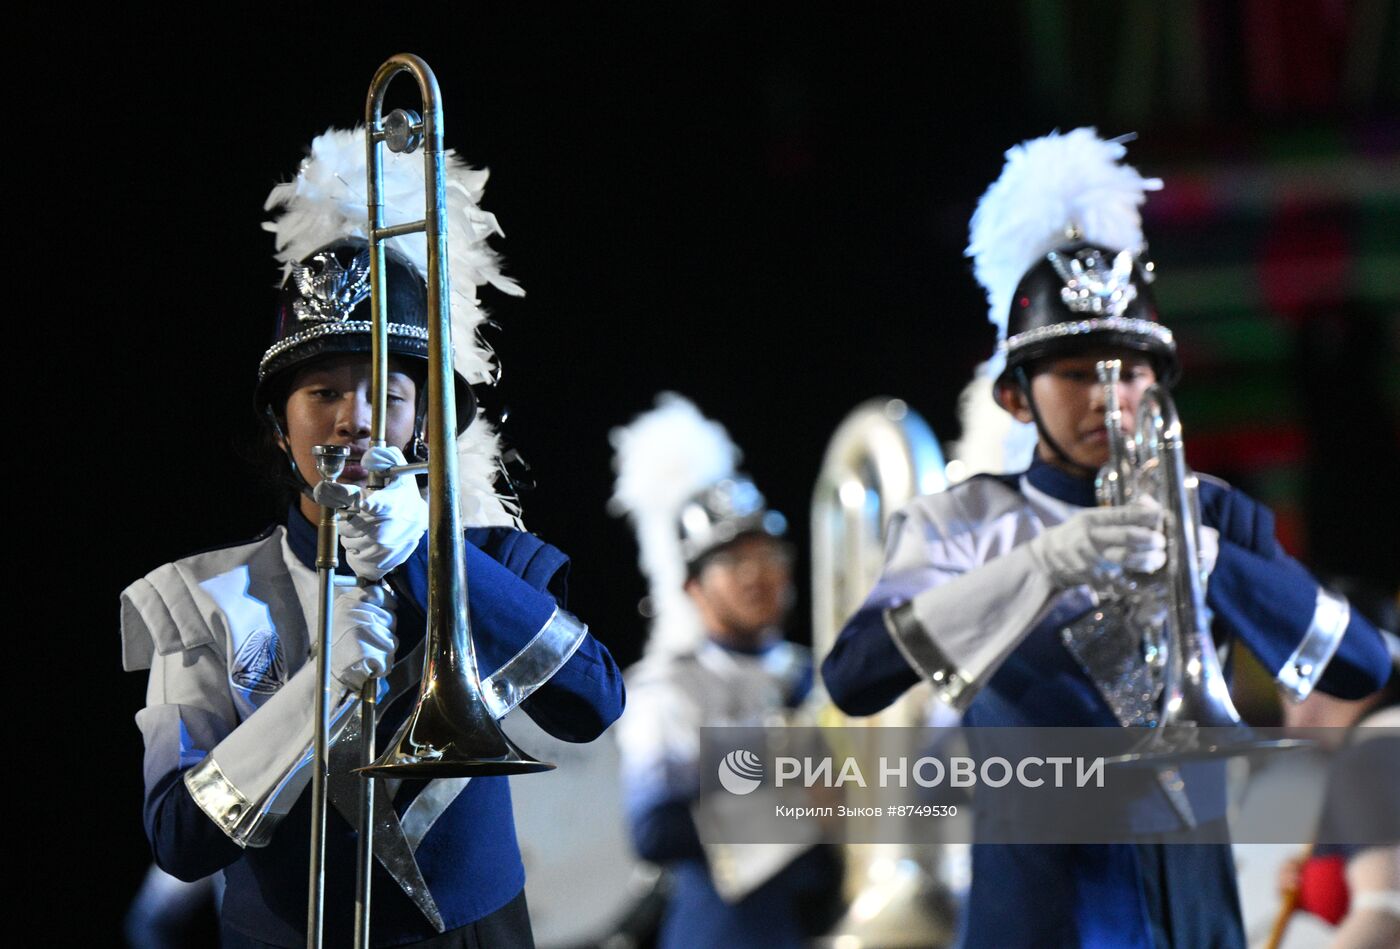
[1094,360,1305,765]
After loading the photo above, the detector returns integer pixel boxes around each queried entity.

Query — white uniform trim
[1277,588,1352,702]
[125,529,359,846]
[128,525,595,850]
[872,476,1073,708]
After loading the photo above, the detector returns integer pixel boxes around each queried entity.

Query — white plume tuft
[264,127,524,527]
[610,394,741,657]
[455,412,521,529]
[966,128,1161,337]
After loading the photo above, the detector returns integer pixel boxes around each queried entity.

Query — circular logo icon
[717,750,764,795]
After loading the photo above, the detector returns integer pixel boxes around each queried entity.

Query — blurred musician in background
[1267,607,1399,949]
[820,129,1393,948]
[120,128,624,947]
[610,394,841,949]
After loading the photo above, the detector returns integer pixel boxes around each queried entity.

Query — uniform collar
[1024,455,1097,508]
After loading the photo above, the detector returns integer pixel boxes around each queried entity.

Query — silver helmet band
[999,317,1175,359]
[258,321,429,378]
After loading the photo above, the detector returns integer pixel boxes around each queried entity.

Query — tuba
[306,54,554,949]
[1094,359,1304,764]
[810,398,962,949]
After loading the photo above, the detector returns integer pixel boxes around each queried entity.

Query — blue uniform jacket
[821,459,1391,948]
[128,512,625,947]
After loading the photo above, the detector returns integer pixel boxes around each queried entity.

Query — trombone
[306,53,553,949]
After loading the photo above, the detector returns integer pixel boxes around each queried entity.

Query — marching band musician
[610,394,842,949]
[120,129,624,948]
[1269,621,1399,949]
[820,129,1393,948]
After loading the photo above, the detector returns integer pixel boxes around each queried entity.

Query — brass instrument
[357,54,551,781]
[306,53,553,949]
[1095,360,1304,764]
[811,398,961,949]
[308,445,350,948]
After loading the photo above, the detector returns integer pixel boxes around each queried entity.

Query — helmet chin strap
[264,407,317,504]
[1013,366,1097,479]
[410,391,429,462]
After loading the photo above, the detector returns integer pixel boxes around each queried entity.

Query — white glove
[314,446,428,581]
[330,584,397,691]
[1027,501,1167,589]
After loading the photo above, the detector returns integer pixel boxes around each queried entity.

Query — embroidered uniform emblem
[231,628,287,695]
[290,249,372,323]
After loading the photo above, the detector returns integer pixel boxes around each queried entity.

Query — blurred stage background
[36,1,1396,939]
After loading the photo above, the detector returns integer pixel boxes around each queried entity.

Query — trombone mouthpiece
[312,444,350,481]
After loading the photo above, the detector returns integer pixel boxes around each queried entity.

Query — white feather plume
[455,413,521,529]
[610,394,742,657]
[263,127,523,528]
[966,128,1161,337]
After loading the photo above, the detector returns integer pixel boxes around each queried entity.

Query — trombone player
[121,126,624,947]
[821,129,1392,948]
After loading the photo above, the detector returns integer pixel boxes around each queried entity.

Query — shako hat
[610,394,787,655]
[254,237,479,424]
[257,126,526,527]
[967,128,1178,388]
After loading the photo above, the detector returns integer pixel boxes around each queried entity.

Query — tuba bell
[810,397,963,949]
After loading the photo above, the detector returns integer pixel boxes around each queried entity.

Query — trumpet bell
[1093,370,1313,768]
[1110,615,1308,765]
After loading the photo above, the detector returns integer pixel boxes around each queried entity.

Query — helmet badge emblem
[1047,248,1139,318]
[290,249,373,323]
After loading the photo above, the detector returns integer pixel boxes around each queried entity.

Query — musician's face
[999,349,1158,472]
[686,535,795,648]
[279,354,418,522]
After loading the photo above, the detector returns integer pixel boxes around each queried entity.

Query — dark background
[31,2,1397,938]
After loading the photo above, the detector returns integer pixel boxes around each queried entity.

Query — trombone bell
[356,625,554,778]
